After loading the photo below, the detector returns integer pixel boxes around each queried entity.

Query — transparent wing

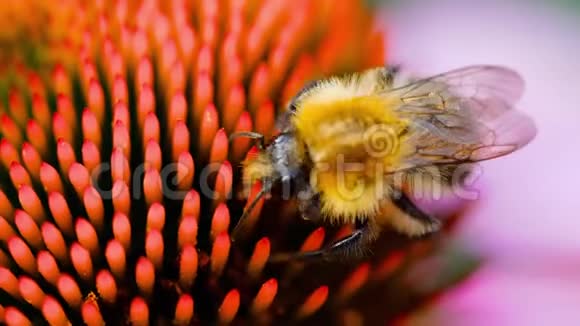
[382,65,536,171]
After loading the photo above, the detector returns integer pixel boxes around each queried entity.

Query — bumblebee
[231,65,536,260]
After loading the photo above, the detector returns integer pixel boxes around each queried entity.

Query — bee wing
[383,65,536,170]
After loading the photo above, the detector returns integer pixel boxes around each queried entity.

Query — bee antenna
[229,131,266,150]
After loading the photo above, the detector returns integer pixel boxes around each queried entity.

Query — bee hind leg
[389,189,441,236]
[269,220,378,263]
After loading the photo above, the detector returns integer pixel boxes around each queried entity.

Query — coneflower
[0,0,479,325]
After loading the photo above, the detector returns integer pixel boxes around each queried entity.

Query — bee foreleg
[232,180,272,240]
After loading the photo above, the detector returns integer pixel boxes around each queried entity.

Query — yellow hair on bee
[294,68,392,105]
[242,152,275,190]
[292,91,411,224]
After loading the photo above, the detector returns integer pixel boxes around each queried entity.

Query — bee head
[238,131,306,196]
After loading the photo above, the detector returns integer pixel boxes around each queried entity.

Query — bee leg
[295,179,322,222]
[389,189,441,236]
[232,181,271,240]
[229,131,265,150]
[269,220,377,262]
[297,192,321,222]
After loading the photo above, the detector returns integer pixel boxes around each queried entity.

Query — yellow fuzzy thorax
[293,95,411,223]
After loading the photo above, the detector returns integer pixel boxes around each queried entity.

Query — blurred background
[378,0,580,324]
